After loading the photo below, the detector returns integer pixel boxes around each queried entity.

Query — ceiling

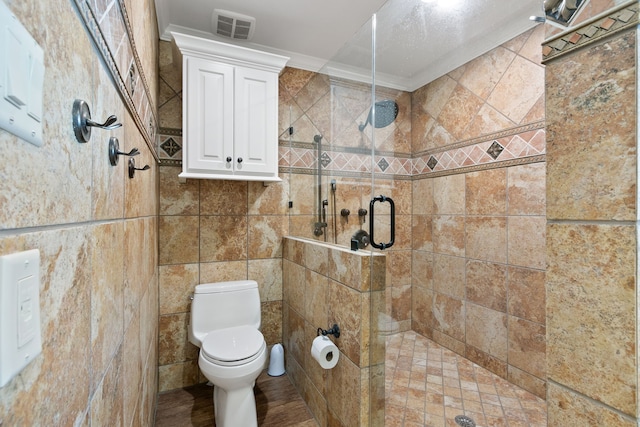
[155,0,542,92]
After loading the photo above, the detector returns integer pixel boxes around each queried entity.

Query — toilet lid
[202,326,264,363]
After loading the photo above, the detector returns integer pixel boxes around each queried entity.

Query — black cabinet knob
[226,157,232,162]
[237,157,243,163]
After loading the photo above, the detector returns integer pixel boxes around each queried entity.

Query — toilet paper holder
[317,324,340,339]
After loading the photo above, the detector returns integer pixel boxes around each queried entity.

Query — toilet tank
[189,280,261,346]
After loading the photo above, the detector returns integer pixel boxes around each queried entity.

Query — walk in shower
[281,0,545,425]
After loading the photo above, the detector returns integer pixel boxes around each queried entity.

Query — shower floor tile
[385,331,547,427]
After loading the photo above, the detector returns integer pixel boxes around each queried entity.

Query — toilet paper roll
[311,335,339,369]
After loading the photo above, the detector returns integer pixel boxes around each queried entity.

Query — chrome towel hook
[128,157,150,178]
[108,137,139,166]
[72,99,122,143]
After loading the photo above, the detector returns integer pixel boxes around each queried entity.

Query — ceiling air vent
[212,9,256,41]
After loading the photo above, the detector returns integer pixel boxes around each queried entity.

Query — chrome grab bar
[369,195,395,250]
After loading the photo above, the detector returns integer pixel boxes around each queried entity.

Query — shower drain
[454,415,476,427]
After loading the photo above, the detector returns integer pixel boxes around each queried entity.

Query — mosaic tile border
[161,123,545,179]
[72,0,158,161]
[542,0,638,63]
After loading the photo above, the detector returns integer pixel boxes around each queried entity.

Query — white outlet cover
[0,249,42,388]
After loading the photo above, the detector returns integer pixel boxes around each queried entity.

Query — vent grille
[212,9,255,41]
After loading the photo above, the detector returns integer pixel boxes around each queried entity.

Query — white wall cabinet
[173,32,288,181]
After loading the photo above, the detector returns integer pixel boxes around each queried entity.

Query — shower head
[358,100,399,132]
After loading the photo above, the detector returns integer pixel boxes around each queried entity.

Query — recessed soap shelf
[72,99,122,143]
[108,137,139,166]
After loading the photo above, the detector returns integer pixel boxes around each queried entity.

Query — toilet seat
[201,326,265,367]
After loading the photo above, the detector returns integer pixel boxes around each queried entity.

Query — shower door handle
[369,195,395,250]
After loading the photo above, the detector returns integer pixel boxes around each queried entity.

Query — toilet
[188,280,267,427]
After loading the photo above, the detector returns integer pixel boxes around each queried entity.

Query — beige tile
[158,360,200,392]
[466,260,507,312]
[433,174,465,215]
[412,179,433,215]
[261,300,283,346]
[386,250,412,288]
[411,250,433,291]
[466,303,507,360]
[158,216,199,265]
[159,166,199,215]
[432,292,465,342]
[158,313,199,365]
[303,240,330,276]
[200,260,247,283]
[200,215,247,262]
[328,280,363,366]
[507,267,545,324]
[548,383,636,426]
[465,216,507,264]
[248,258,283,302]
[159,263,199,315]
[433,254,465,299]
[437,84,485,140]
[90,347,124,426]
[432,215,465,257]
[487,56,544,124]
[507,365,545,400]
[507,163,545,216]
[459,46,516,100]
[326,351,361,425]
[283,260,306,315]
[90,223,125,389]
[304,269,329,328]
[508,216,545,269]
[248,176,289,215]
[546,31,636,221]
[547,223,636,415]
[412,215,433,252]
[248,215,286,259]
[466,169,507,215]
[200,180,248,215]
[508,317,545,379]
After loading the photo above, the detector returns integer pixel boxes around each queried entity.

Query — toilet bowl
[199,326,267,426]
[188,280,267,427]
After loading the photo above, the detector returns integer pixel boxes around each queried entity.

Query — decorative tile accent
[72,0,158,160]
[542,2,639,63]
[378,158,389,172]
[160,137,181,157]
[487,141,504,160]
[427,156,438,170]
[320,152,332,168]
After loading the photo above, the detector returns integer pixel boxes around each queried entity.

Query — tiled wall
[0,0,159,425]
[157,166,288,391]
[282,237,386,427]
[544,1,639,423]
[410,26,547,399]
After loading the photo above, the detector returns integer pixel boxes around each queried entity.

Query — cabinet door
[233,67,278,177]
[184,57,234,175]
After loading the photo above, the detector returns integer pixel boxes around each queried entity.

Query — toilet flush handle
[188,293,194,301]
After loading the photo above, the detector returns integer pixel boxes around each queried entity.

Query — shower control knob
[358,208,367,217]
[237,157,243,163]
[226,157,232,162]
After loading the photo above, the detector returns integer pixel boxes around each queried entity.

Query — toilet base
[213,382,258,427]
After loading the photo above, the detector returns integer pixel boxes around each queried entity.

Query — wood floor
[154,372,317,427]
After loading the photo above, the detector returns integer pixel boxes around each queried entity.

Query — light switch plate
[0,1,44,147]
[0,249,42,388]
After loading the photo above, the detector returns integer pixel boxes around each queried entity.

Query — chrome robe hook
[72,99,122,143]
[108,137,139,166]
[128,157,150,178]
